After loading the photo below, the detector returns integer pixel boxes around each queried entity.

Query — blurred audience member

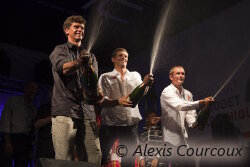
[0,82,38,167]
[34,88,54,160]
[139,112,164,167]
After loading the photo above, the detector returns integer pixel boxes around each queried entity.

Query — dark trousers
[36,139,55,159]
[0,134,32,167]
[100,124,138,167]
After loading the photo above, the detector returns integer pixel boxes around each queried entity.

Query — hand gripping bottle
[81,52,99,105]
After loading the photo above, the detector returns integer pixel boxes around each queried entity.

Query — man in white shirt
[160,66,213,166]
[98,48,153,167]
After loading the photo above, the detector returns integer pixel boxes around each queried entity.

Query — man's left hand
[98,89,104,101]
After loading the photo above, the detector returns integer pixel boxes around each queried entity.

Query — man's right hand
[118,95,133,107]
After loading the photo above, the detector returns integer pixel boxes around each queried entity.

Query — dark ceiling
[0,0,243,71]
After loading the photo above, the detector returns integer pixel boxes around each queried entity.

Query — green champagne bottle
[81,51,99,105]
[83,68,99,105]
[128,84,148,108]
[195,104,212,130]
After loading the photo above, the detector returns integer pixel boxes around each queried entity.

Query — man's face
[170,67,185,87]
[147,113,160,126]
[112,51,128,68]
[24,83,38,100]
[65,22,85,42]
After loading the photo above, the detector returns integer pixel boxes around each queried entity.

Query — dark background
[0,0,243,74]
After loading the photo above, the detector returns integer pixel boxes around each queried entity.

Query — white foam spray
[150,1,171,74]
[213,54,249,99]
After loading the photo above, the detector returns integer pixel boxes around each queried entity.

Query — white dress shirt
[160,84,199,146]
[98,69,143,126]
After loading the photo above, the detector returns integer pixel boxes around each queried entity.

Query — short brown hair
[146,111,157,119]
[169,66,184,75]
[111,48,128,58]
[63,15,86,31]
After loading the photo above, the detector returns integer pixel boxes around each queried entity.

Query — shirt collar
[111,68,130,76]
[170,83,184,95]
[67,41,84,51]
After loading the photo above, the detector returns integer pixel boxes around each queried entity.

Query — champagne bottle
[81,53,99,105]
[83,68,99,105]
[195,104,212,130]
[128,84,148,108]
